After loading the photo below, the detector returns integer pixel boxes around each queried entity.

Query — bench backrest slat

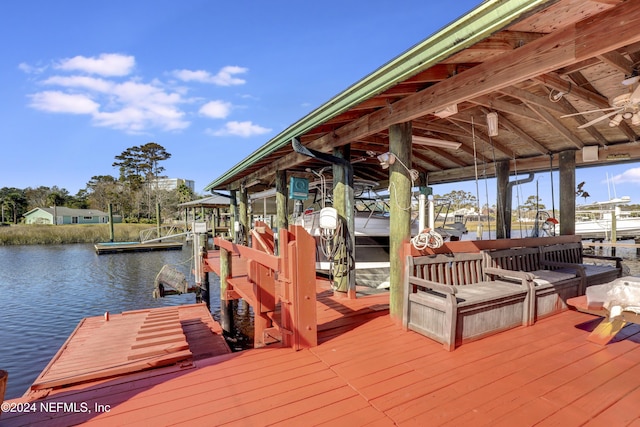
[411,253,484,286]
[483,246,541,273]
[540,242,583,264]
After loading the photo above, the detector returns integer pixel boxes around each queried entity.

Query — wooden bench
[482,246,583,323]
[402,252,531,351]
[539,242,623,293]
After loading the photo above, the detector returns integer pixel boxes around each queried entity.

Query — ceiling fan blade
[561,107,619,118]
[577,109,622,129]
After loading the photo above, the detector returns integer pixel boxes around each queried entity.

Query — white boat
[299,179,467,287]
[575,196,640,240]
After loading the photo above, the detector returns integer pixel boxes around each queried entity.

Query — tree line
[1,142,197,224]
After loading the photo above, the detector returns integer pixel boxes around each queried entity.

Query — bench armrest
[484,266,534,286]
[582,254,623,269]
[408,276,457,295]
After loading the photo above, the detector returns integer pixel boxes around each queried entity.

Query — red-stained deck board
[4,287,640,426]
[26,303,229,393]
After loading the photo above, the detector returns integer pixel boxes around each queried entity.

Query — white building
[154,178,195,192]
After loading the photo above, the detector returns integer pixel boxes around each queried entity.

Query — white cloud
[43,75,113,93]
[55,53,135,76]
[92,81,189,133]
[173,65,248,86]
[208,121,271,137]
[29,91,99,114]
[609,168,640,185]
[199,100,232,119]
[18,62,47,74]
[31,78,189,133]
[93,106,188,133]
[24,54,261,135]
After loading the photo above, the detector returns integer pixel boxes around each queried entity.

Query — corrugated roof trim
[204,0,556,191]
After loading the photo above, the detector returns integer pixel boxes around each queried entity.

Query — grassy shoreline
[0,224,153,245]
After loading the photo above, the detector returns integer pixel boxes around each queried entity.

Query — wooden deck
[19,304,230,398]
[2,286,640,426]
[94,241,183,254]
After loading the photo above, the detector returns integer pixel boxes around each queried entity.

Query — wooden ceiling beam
[347,98,390,111]
[377,83,423,97]
[498,85,567,115]
[410,120,471,138]
[555,57,600,75]
[412,150,447,171]
[597,50,633,75]
[403,64,466,83]
[446,119,513,159]
[538,81,609,146]
[478,106,549,155]
[533,73,610,109]
[469,95,544,122]
[414,146,467,168]
[528,103,585,149]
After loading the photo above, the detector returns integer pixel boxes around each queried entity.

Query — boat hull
[575,217,640,240]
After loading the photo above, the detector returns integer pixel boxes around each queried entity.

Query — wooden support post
[156,203,161,240]
[332,145,356,298]
[559,150,576,236]
[496,160,510,239]
[276,169,288,256]
[230,191,238,243]
[389,122,412,321]
[199,233,210,309]
[239,187,249,245]
[108,203,115,242]
[0,369,7,410]
[184,208,188,233]
[219,246,233,334]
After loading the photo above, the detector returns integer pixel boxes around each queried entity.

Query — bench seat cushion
[412,281,528,307]
[530,269,576,286]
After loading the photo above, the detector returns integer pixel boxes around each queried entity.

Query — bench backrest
[539,242,583,264]
[410,252,484,286]
[483,246,541,272]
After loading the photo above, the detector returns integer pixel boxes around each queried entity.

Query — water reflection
[0,243,238,400]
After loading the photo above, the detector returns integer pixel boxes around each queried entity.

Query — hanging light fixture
[411,136,461,149]
[486,112,499,137]
[377,152,396,169]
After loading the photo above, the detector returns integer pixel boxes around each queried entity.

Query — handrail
[215,237,280,271]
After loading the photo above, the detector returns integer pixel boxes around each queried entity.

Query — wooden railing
[214,224,317,350]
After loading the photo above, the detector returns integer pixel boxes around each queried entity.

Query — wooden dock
[94,241,183,254]
[2,284,640,425]
[20,304,230,397]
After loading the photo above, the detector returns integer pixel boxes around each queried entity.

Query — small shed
[23,207,122,225]
[178,192,231,236]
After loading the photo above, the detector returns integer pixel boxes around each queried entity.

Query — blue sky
[2,1,639,208]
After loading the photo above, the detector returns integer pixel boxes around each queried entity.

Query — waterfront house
[23,207,122,225]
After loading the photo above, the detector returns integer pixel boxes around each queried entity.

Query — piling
[108,203,115,242]
[0,369,7,412]
[199,233,210,310]
[219,247,234,334]
[156,203,162,241]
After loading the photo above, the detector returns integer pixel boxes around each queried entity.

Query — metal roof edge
[204,0,555,191]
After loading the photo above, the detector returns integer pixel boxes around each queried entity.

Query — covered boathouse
[3,1,640,425]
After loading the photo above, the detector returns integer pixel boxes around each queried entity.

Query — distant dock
[94,241,183,254]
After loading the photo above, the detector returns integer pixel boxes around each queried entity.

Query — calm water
[0,243,221,400]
